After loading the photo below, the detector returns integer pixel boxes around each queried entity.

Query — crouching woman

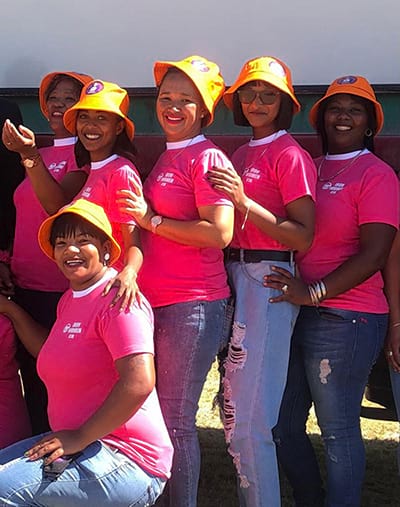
[0,199,173,507]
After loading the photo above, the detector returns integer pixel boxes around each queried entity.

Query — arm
[117,182,234,249]
[25,352,155,463]
[103,225,144,310]
[265,223,397,306]
[2,119,87,214]
[383,231,400,371]
[0,294,48,356]
[207,165,314,252]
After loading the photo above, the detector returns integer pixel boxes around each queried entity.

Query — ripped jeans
[273,306,387,507]
[222,260,299,507]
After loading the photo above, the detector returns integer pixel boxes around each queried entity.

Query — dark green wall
[2,85,400,135]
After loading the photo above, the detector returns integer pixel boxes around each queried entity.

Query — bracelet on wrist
[21,152,41,169]
[308,279,327,306]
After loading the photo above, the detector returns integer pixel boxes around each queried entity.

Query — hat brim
[39,72,93,119]
[309,87,384,133]
[223,70,301,114]
[38,205,121,267]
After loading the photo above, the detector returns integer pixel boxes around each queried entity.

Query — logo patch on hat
[269,60,286,78]
[86,81,104,95]
[336,76,357,85]
[190,59,210,73]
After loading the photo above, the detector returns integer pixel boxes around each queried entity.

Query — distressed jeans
[153,298,231,507]
[222,260,299,507]
[0,436,165,506]
[273,306,387,507]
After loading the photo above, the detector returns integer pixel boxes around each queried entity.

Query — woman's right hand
[117,183,154,230]
[385,325,400,373]
[2,119,37,157]
[0,263,14,296]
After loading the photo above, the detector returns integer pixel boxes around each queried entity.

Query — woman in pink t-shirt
[118,55,234,507]
[265,76,399,506]
[0,199,172,506]
[207,56,316,507]
[1,71,92,434]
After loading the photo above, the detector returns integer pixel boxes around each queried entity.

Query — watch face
[151,216,162,227]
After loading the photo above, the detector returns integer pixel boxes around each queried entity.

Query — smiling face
[238,80,282,139]
[52,225,110,291]
[156,70,207,142]
[76,110,124,161]
[323,94,370,153]
[46,78,81,138]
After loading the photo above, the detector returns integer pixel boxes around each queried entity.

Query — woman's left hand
[207,165,248,210]
[264,266,312,306]
[385,326,400,373]
[102,265,141,311]
[25,430,86,464]
[117,185,152,230]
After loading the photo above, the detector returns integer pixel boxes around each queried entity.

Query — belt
[225,248,292,263]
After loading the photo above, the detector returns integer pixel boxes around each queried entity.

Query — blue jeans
[0,435,165,506]
[153,298,231,507]
[274,306,387,507]
[222,260,299,507]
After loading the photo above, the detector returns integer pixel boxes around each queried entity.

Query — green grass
[196,362,400,507]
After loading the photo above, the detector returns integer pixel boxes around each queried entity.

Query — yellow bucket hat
[63,80,135,140]
[153,55,225,126]
[39,71,93,119]
[224,56,300,114]
[38,198,121,266]
[309,75,384,134]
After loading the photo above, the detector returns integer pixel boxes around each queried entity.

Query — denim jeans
[222,260,299,507]
[0,436,165,506]
[153,298,231,507]
[274,306,387,507]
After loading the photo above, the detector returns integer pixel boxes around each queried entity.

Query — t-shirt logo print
[63,322,83,339]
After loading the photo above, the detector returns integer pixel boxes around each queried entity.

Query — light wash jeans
[153,298,232,507]
[274,306,387,507]
[0,436,165,506]
[222,260,299,507]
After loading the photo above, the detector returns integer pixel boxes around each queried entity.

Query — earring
[364,128,373,137]
[103,252,111,265]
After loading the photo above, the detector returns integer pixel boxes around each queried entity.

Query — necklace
[243,131,279,172]
[167,137,196,165]
[317,150,364,182]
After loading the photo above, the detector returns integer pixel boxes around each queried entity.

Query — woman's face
[238,80,281,139]
[53,227,109,290]
[76,110,124,162]
[323,94,370,154]
[46,78,81,138]
[156,71,207,142]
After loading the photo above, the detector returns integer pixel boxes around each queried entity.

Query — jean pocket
[317,308,346,321]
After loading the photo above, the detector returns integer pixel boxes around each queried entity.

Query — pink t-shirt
[12,138,86,292]
[230,130,316,250]
[0,315,31,448]
[139,135,233,307]
[77,155,141,271]
[297,150,400,313]
[36,269,173,479]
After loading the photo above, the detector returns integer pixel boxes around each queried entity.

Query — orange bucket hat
[38,198,121,266]
[63,80,135,140]
[309,75,384,133]
[223,56,300,113]
[153,55,225,126]
[39,71,93,119]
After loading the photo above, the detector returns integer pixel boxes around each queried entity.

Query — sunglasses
[237,89,280,105]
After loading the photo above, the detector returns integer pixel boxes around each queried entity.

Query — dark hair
[232,89,294,130]
[45,75,83,102]
[315,95,377,153]
[157,68,209,127]
[74,129,138,168]
[49,213,108,248]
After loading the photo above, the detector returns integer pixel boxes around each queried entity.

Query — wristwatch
[151,215,163,234]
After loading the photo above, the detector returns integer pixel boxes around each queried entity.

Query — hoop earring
[364,128,373,138]
[103,252,111,266]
